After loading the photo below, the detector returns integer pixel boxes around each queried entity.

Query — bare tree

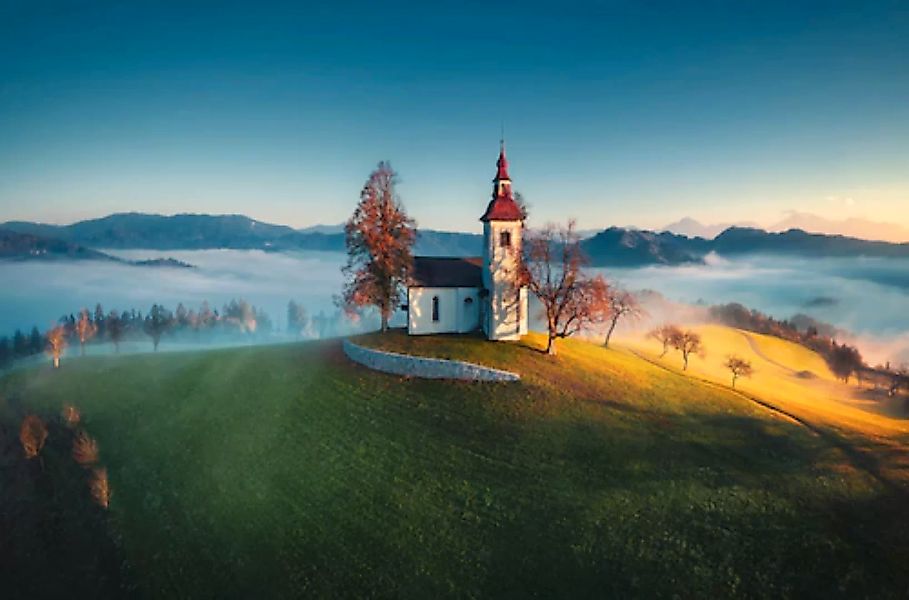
[46,324,67,368]
[648,324,682,358]
[672,329,704,371]
[603,288,646,347]
[341,162,416,331]
[523,220,611,355]
[74,308,97,356]
[724,355,754,388]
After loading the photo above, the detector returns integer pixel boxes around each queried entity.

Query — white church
[405,143,529,340]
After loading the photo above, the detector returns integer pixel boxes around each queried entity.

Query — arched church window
[500,231,511,247]
[432,296,440,322]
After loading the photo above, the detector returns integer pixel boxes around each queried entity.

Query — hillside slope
[2,334,908,597]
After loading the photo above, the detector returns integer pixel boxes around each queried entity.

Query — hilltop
[2,327,908,596]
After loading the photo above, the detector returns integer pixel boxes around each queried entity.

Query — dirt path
[738,331,798,374]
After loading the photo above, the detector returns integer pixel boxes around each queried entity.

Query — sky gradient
[1,0,907,232]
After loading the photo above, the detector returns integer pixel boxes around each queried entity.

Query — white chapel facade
[406,142,529,340]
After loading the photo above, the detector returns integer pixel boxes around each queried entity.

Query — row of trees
[0,300,278,370]
[649,324,754,388]
[648,325,705,370]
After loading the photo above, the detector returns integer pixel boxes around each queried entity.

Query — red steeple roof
[495,141,510,180]
[480,141,524,222]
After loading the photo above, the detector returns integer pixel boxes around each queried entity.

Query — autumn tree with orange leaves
[523,220,612,355]
[74,308,97,356]
[46,324,67,368]
[341,162,416,331]
[19,415,48,460]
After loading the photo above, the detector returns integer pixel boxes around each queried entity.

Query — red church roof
[495,143,510,180]
[480,142,524,222]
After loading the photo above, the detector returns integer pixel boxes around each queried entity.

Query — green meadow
[2,331,908,597]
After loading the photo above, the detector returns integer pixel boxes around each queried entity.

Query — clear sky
[1,0,907,232]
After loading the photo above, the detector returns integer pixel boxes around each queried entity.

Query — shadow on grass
[0,396,130,596]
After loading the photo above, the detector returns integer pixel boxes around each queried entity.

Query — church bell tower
[480,140,529,341]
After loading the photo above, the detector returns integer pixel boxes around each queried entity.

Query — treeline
[0,299,275,366]
[708,302,867,384]
[0,299,378,369]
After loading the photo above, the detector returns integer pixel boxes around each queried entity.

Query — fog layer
[0,250,906,363]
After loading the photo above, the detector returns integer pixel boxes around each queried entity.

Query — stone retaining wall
[343,339,520,382]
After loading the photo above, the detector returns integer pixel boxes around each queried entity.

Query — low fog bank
[598,253,909,364]
[0,250,907,365]
[0,249,349,335]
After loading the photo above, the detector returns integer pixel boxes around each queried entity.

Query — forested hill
[3,213,909,266]
[0,229,115,261]
[0,229,194,267]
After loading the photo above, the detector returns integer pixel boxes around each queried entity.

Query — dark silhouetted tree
[107,310,124,352]
[0,336,10,367]
[287,300,309,337]
[12,329,27,357]
[29,326,43,354]
[829,342,863,384]
[143,304,174,351]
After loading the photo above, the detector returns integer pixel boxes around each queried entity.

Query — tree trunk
[381,313,388,332]
[604,317,619,348]
[53,356,60,369]
[659,345,668,358]
[732,375,737,388]
[153,338,159,352]
[80,342,85,357]
[683,354,689,370]
[547,334,556,355]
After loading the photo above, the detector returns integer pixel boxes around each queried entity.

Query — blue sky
[1,0,907,232]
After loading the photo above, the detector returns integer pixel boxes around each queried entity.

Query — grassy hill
[2,329,909,597]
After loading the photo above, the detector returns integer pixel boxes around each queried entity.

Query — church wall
[408,287,480,335]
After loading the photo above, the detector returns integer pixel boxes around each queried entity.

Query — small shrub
[19,415,48,459]
[62,404,81,427]
[90,467,111,509]
[72,429,100,466]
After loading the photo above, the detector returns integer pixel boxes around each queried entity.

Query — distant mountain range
[2,212,909,267]
[663,213,909,243]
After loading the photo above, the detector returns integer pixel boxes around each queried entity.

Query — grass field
[2,329,909,597]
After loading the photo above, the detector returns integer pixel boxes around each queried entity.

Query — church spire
[480,139,523,222]
[495,137,510,181]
